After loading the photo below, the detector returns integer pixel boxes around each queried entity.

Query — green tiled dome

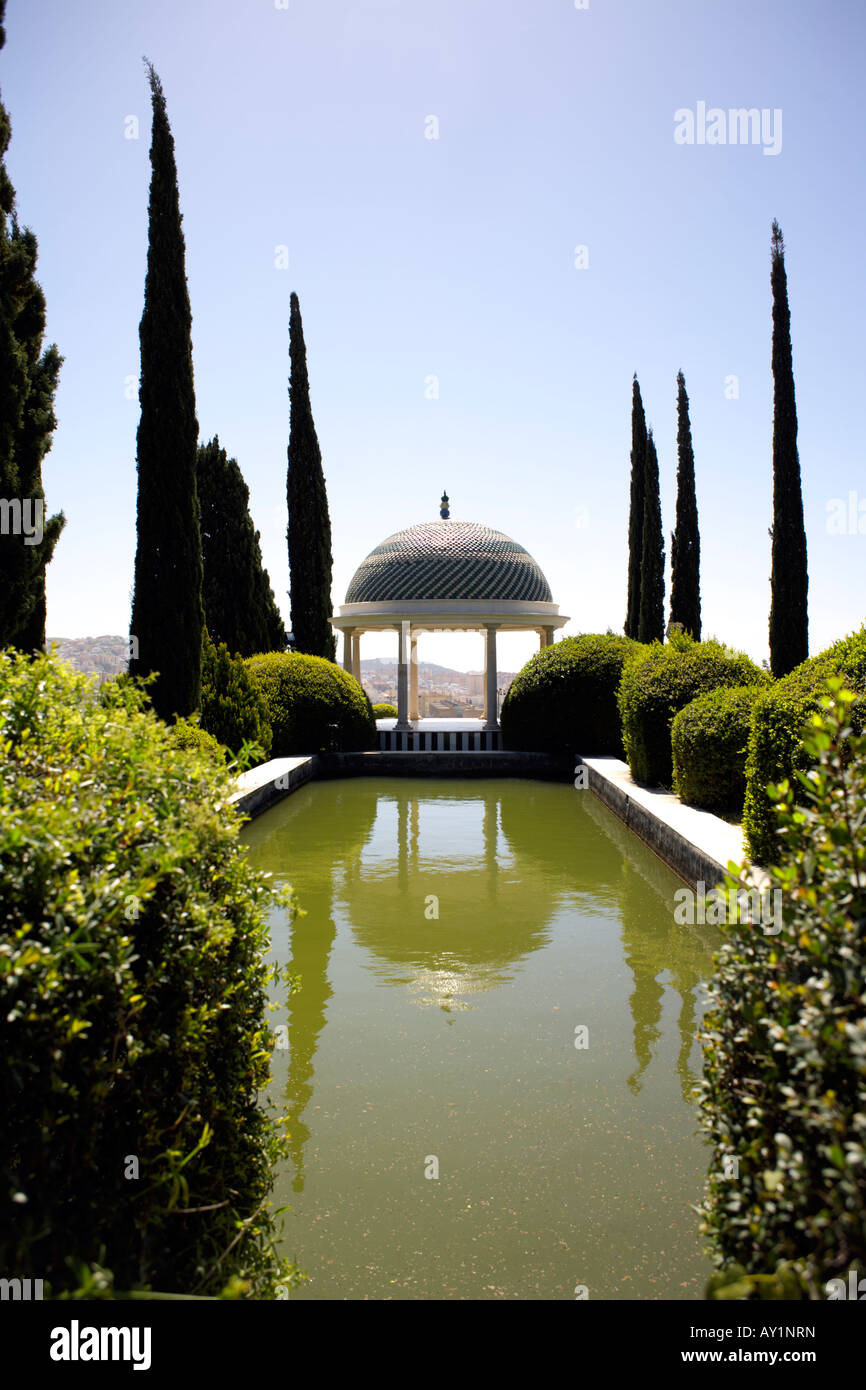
[345,520,553,603]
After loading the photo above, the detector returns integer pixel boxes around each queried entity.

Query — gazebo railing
[378,728,503,752]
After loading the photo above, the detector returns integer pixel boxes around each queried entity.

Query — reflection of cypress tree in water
[243,784,379,1192]
[618,857,665,1095]
[283,881,335,1192]
[581,791,722,1100]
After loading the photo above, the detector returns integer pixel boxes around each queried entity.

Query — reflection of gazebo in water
[332,492,569,737]
[345,785,560,1006]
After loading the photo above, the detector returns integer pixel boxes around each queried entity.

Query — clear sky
[4,0,865,674]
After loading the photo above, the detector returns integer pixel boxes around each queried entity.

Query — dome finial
[440,490,450,520]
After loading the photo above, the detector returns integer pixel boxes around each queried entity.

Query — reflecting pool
[241,778,722,1300]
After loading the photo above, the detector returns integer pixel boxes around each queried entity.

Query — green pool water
[241,777,723,1301]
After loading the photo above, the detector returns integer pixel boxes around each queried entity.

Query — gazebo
[332,493,569,736]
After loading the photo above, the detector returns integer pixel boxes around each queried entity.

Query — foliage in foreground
[699,681,866,1299]
[0,650,303,1298]
[372,702,398,720]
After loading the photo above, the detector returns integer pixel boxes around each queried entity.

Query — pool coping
[232,749,766,890]
[579,756,765,891]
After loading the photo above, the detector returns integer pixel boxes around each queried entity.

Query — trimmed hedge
[617,636,768,788]
[245,651,375,755]
[743,626,866,865]
[372,702,398,720]
[699,682,866,1297]
[500,633,640,755]
[0,650,303,1298]
[671,684,767,814]
[170,714,226,763]
[200,631,272,762]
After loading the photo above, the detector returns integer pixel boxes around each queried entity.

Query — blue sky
[4,0,865,672]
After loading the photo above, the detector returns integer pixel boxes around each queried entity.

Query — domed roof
[345,516,553,604]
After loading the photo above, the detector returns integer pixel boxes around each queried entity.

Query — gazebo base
[375,718,503,752]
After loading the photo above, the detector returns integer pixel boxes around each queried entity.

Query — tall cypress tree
[287,291,336,660]
[768,220,808,677]
[669,370,701,639]
[0,0,65,650]
[638,429,664,644]
[197,435,287,656]
[625,375,647,638]
[129,62,202,718]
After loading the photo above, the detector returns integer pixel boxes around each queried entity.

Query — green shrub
[671,684,767,814]
[500,633,640,755]
[170,714,226,764]
[372,702,398,720]
[743,626,866,864]
[200,630,272,763]
[705,1264,810,1300]
[245,651,375,755]
[0,650,303,1298]
[617,636,768,787]
[699,680,866,1297]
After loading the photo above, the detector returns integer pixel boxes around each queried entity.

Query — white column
[396,621,410,729]
[352,632,361,681]
[484,624,498,730]
[409,634,419,722]
[343,627,355,673]
[538,629,545,651]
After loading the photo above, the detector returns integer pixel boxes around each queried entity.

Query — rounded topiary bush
[671,684,768,814]
[700,683,866,1296]
[617,635,769,788]
[372,702,398,720]
[743,626,866,865]
[500,633,640,755]
[245,651,375,755]
[0,650,303,1299]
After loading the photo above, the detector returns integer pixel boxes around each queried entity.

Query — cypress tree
[669,370,701,639]
[768,220,808,677]
[129,62,202,718]
[287,292,336,661]
[199,628,272,758]
[637,429,664,644]
[197,436,287,656]
[0,1,65,650]
[625,375,647,638]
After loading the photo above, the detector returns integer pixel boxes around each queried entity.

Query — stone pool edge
[231,749,763,890]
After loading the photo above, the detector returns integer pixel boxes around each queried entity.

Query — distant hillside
[361,658,463,678]
[45,641,508,685]
[48,636,128,680]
